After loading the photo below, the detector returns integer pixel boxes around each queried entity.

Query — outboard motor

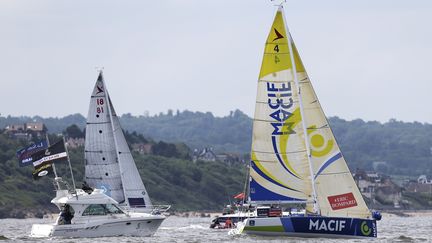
[372,211,382,221]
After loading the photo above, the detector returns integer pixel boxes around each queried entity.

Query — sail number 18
[96,98,104,113]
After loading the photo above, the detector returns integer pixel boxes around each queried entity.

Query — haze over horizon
[1,0,431,123]
[1,109,430,125]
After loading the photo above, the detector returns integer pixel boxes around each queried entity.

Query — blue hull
[242,216,377,238]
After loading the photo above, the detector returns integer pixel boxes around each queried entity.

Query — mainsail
[249,6,370,218]
[85,72,152,210]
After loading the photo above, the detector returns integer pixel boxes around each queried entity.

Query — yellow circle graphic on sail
[308,126,334,157]
[311,134,324,147]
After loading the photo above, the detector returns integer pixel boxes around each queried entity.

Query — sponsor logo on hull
[309,219,346,232]
[280,216,377,238]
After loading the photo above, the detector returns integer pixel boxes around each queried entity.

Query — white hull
[31,214,165,238]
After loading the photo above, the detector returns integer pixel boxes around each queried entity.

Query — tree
[151,141,179,158]
[64,124,84,139]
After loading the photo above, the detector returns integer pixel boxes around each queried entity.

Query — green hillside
[0,133,246,218]
[2,111,432,218]
[1,111,431,177]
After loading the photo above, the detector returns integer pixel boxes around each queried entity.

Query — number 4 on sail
[236,5,381,238]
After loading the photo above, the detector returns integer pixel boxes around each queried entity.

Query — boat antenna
[271,0,286,7]
[62,136,77,196]
[95,66,104,74]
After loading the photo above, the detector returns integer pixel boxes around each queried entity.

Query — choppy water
[0,214,431,242]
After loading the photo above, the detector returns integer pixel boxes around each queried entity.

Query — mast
[99,70,129,206]
[280,5,320,214]
[63,136,77,193]
[242,162,250,206]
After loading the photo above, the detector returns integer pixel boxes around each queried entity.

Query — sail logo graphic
[327,193,357,210]
[96,84,104,94]
[266,82,295,136]
[360,221,372,236]
[272,28,284,41]
[265,81,303,179]
[308,126,334,157]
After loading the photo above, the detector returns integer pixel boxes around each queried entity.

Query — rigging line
[252,149,307,155]
[317,171,352,176]
[85,150,116,153]
[252,118,300,123]
[306,125,329,130]
[271,0,287,7]
[263,52,290,55]
[257,79,294,83]
[86,121,111,125]
[86,163,115,166]
[251,160,276,164]
[86,176,122,180]
[255,100,299,105]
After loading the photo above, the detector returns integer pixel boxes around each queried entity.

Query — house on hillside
[353,169,381,198]
[192,147,217,162]
[131,143,152,155]
[375,175,402,208]
[192,147,242,165]
[353,169,402,208]
[216,153,241,165]
[5,124,25,132]
[4,122,47,139]
[405,175,432,193]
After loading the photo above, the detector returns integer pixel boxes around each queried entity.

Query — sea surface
[0,214,431,242]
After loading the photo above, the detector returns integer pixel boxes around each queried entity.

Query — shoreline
[3,209,432,220]
[381,209,432,217]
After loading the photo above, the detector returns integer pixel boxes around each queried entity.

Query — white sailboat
[236,5,381,238]
[84,71,155,212]
[31,71,168,238]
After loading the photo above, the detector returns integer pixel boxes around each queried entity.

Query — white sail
[249,6,371,218]
[85,72,152,210]
[292,41,370,217]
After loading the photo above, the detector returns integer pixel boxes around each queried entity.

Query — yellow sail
[249,8,312,204]
[249,6,371,219]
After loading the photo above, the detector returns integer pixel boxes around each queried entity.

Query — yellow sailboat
[237,5,381,238]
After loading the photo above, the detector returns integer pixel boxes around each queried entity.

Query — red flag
[233,192,245,199]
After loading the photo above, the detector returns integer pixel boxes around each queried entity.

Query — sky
[0,0,431,123]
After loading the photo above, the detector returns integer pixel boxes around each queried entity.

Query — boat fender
[372,211,382,220]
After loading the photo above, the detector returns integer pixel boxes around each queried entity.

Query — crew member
[224,217,233,228]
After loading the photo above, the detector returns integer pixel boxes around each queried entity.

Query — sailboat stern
[242,216,376,238]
